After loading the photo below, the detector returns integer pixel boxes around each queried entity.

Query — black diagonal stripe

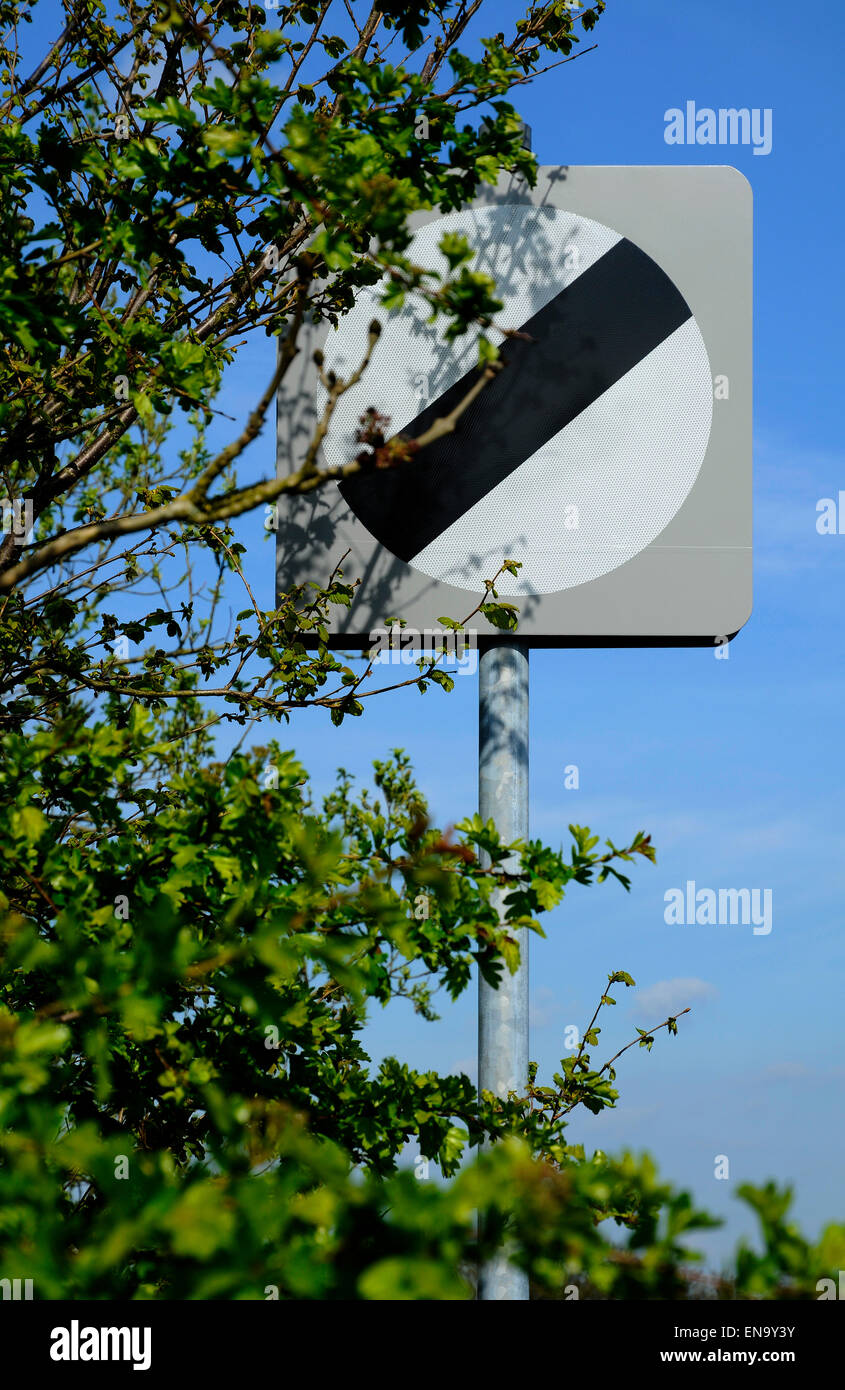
[339,237,693,562]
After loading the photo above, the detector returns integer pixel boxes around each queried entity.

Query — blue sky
[230,0,845,1267]
[23,0,845,1272]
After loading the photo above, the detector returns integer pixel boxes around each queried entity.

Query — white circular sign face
[320,205,714,595]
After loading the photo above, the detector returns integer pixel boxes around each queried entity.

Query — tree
[0,0,839,1300]
[0,0,604,725]
[2,723,840,1298]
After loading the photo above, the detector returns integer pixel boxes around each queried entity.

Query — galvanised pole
[477,639,530,1300]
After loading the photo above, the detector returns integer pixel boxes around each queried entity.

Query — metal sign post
[477,639,530,1301]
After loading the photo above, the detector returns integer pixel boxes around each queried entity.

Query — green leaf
[358,1257,469,1301]
[480,601,519,632]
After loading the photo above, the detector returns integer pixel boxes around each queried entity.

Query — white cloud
[633,977,717,1018]
[531,986,560,1029]
[759,1061,810,1082]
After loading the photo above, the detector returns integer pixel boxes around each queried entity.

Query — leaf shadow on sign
[274,170,584,641]
[275,342,340,556]
[370,173,580,453]
[297,173,582,491]
[348,537,544,634]
[275,475,542,650]
[333,191,617,590]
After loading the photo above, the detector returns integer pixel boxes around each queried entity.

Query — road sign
[276,166,752,646]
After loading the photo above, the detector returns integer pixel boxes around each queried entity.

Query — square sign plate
[275,166,752,647]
